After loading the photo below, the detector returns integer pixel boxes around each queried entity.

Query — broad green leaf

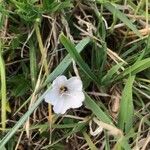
[118,75,135,133]
[59,33,101,86]
[84,93,113,124]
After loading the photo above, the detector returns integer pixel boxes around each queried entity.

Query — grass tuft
[0,0,150,149]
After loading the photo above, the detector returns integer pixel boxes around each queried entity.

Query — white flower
[44,75,85,114]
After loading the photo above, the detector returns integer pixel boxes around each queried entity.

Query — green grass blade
[104,132,110,150]
[29,40,37,89]
[118,75,135,133]
[0,93,45,148]
[102,2,142,38]
[84,93,113,124]
[83,131,98,150]
[41,121,87,149]
[0,42,7,130]
[101,62,124,85]
[59,33,101,85]
[114,136,132,150]
[119,58,150,79]
[0,37,90,148]
[44,37,90,85]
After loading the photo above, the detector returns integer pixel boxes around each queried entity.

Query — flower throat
[59,86,68,94]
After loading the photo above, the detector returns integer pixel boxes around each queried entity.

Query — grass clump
[0,0,150,149]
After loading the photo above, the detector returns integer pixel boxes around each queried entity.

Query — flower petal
[52,75,67,88]
[44,88,59,105]
[58,91,85,111]
[49,91,85,114]
[53,98,68,114]
[69,91,85,108]
[44,75,85,114]
[67,77,83,91]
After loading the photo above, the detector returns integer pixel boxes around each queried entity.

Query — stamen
[59,86,68,94]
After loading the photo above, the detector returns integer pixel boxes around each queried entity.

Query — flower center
[59,86,68,94]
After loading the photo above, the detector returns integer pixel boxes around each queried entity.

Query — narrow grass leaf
[15,38,90,114]
[0,93,45,148]
[84,93,113,124]
[45,37,90,85]
[0,37,90,148]
[43,0,72,13]
[34,22,49,74]
[29,40,37,89]
[114,136,132,150]
[119,58,150,79]
[118,75,135,133]
[82,131,98,150]
[0,42,7,130]
[101,62,124,85]
[103,2,142,38]
[31,122,85,132]
[42,121,87,149]
[60,33,101,85]
[104,132,110,150]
